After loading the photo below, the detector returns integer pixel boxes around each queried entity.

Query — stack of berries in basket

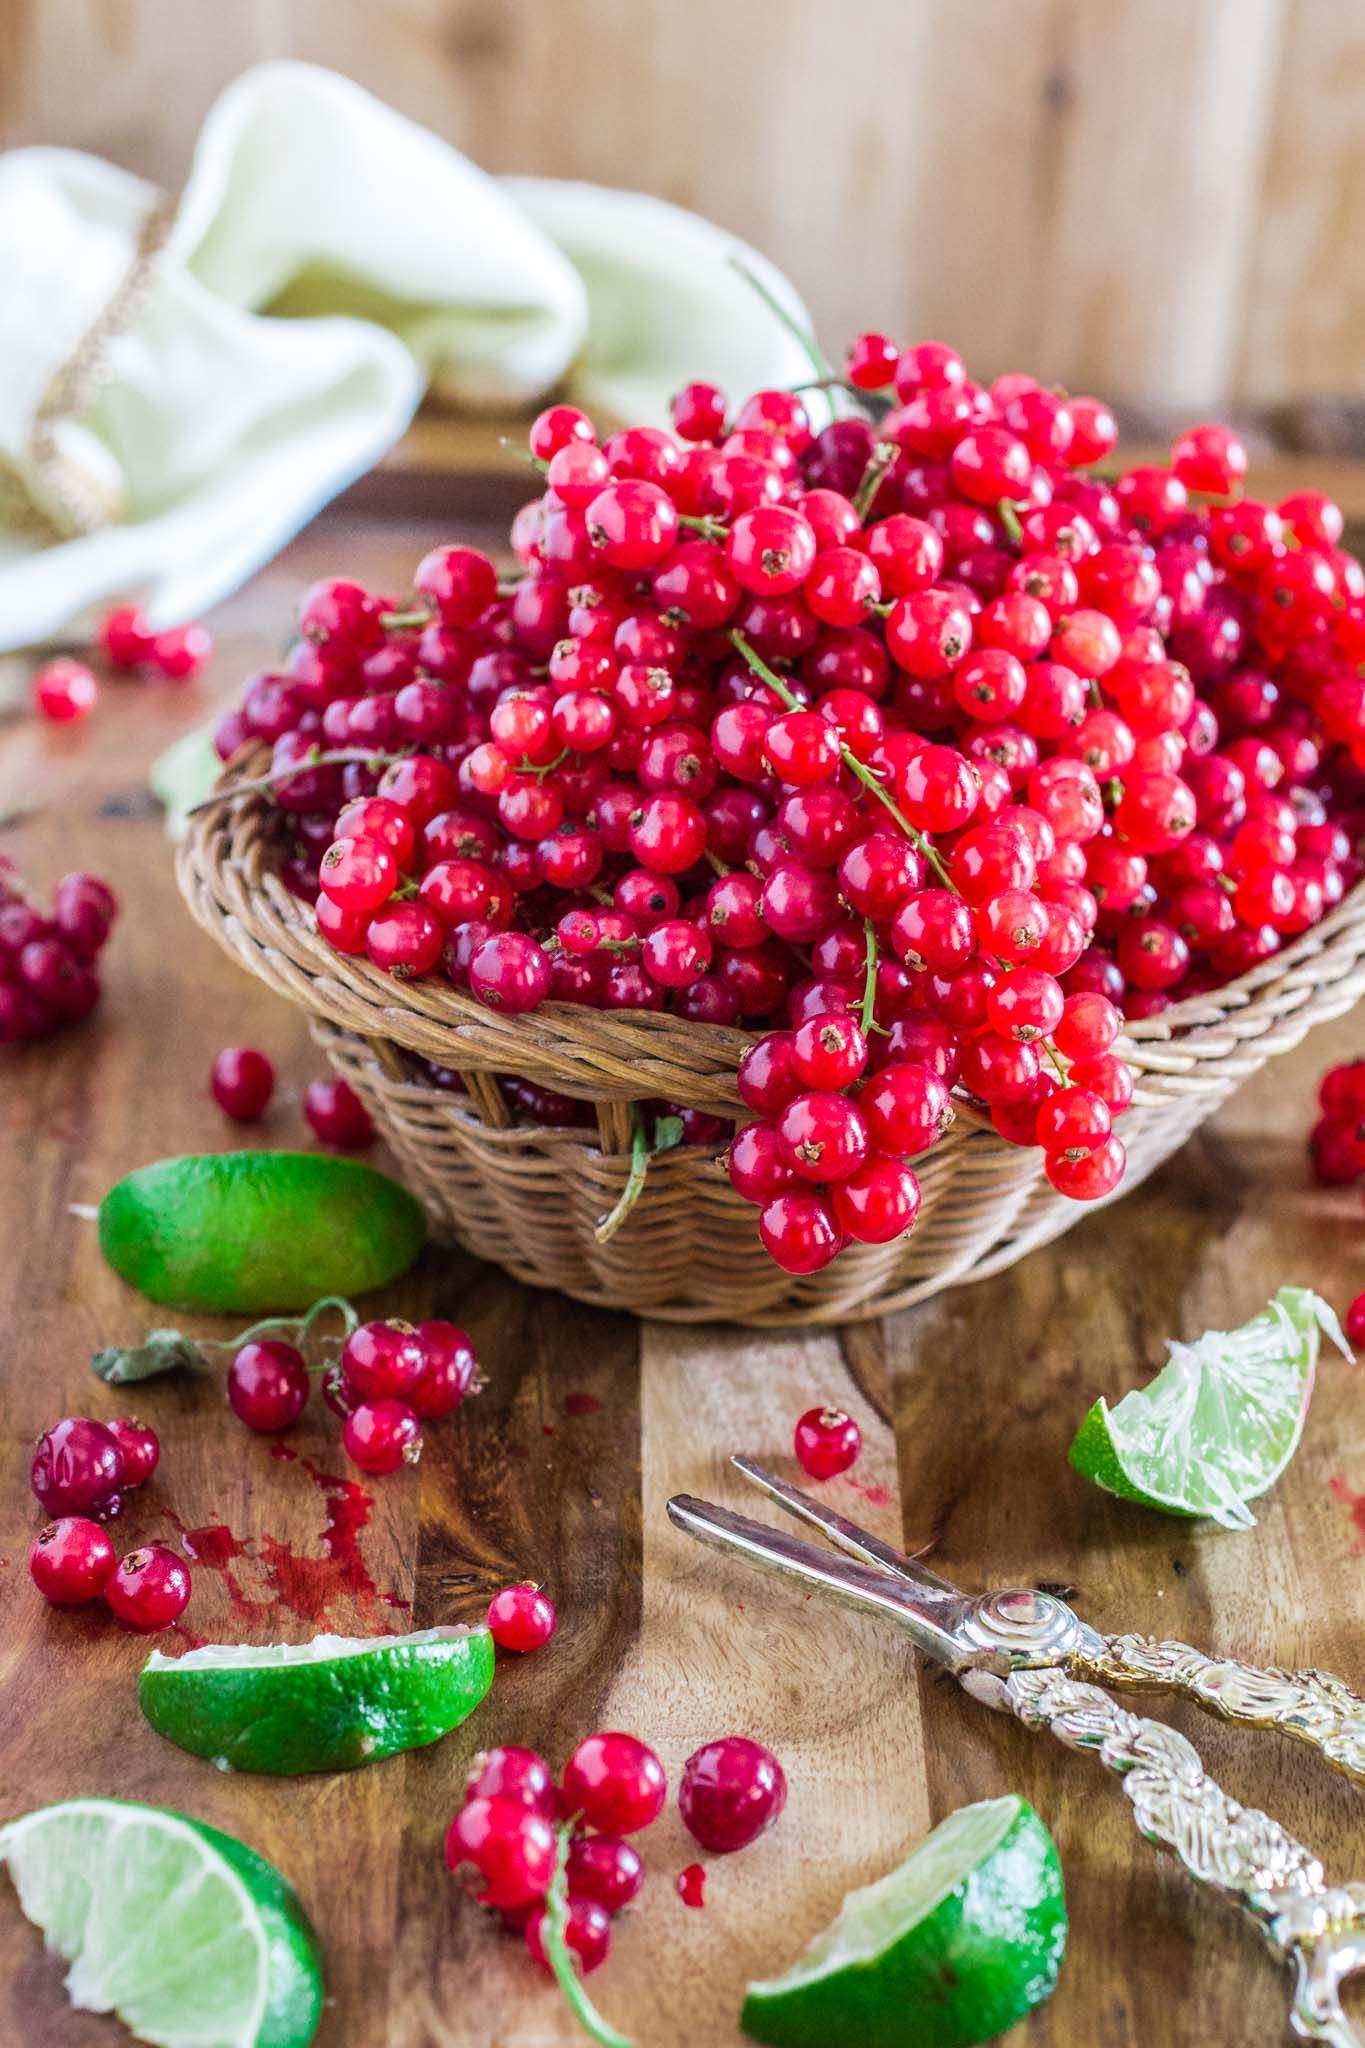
[215,330,1365,1276]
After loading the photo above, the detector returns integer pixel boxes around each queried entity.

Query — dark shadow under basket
[178,763,1365,1325]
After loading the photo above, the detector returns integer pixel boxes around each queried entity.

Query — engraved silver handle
[1073,1635,1365,1791]
[995,1666,1365,2047]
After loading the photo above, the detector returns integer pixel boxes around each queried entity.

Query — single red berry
[758,1193,842,1274]
[1345,1292,1365,1351]
[228,1340,310,1433]
[105,1544,192,1631]
[410,1321,477,1419]
[488,1582,557,1653]
[561,1732,667,1836]
[566,1833,644,1915]
[343,1399,421,1476]
[304,1077,374,1149]
[525,1899,612,1977]
[446,1795,557,1909]
[341,1320,425,1400]
[777,1092,869,1183]
[793,1406,861,1480]
[101,604,156,668]
[319,835,399,913]
[789,1014,868,1092]
[845,332,899,391]
[29,1517,116,1606]
[830,1155,922,1244]
[679,1737,787,1853]
[210,1046,275,1121]
[31,1418,124,1518]
[34,658,98,723]
[1044,1132,1127,1199]
[149,623,213,681]
[106,1418,159,1488]
[467,1746,558,1814]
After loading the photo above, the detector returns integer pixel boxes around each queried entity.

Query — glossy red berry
[467,1746,558,1814]
[562,1732,667,1836]
[304,1077,374,1149]
[105,1544,192,1631]
[525,1899,612,1977]
[758,1192,842,1273]
[31,1418,124,1518]
[106,1418,159,1488]
[488,1583,557,1652]
[210,1046,275,1121]
[830,1155,922,1243]
[777,1092,869,1182]
[34,658,98,723]
[228,1340,310,1432]
[679,1737,787,1852]
[793,1406,862,1479]
[29,1517,116,1606]
[341,1320,425,1401]
[342,1399,422,1475]
[566,1833,644,1915]
[100,604,156,668]
[446,1795,557,1909]
[410,1322,477,1419]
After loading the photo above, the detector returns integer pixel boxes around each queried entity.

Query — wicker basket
[178,764,1365,1326]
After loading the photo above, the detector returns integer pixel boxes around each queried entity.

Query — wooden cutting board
[2,496,1364,2047]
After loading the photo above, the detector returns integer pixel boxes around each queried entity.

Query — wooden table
[2,490,1364,2048]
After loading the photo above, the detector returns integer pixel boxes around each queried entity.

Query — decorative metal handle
[1071,1635,1365,1791]
[991,1665,1365,2047]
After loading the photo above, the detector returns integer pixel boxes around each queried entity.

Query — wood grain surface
[2,504,1365,2048]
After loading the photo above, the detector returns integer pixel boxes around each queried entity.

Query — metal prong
[730,1455,962,1595]
[666,1492,981,1671]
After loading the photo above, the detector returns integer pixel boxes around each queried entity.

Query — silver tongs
[669,1457,1365,2048]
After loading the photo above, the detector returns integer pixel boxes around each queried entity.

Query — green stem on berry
[996,498,1024,547]
[593,1108,651,1245]
[727,632,953,887]
[379,607,432,632]
[186,750,414,818]
[519,747,571,782]
[501,437,551,475]
[677,511,730,544]
[852,441,898,522]
[859,918,878,1036]
[196,1295,360,1358]
[727,255,833,381]
[543,1822,634,2048]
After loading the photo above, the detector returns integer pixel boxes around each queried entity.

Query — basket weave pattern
[178,766,1365,1326]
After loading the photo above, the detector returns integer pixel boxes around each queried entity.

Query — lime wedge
[139,1625,494,1775]
[0,1797,322,2047]
[1069,1286,1350,1529]
[99,1152,426,1313]
[741,1794,1065,2048]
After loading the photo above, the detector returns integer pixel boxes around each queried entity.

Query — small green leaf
[91,1330,210,1384]
[651,1115,685,1155]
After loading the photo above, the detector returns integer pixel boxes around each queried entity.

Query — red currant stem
[859,918,878,1036]
[501,437,550,475]
[186,750,414,817]
[594,1107,650,1245]
[786,375,867,397]
[676,511,730,543]
[378,607,432,632]
[1088,681,1103,710]
[543,1821,634,2048]
[726,254,832,380]
[194,1295,360,1359]
[703,847,733,877]
[996,498,1024,546]
[727,632,953,887]
[852,441,898,522]
[517,746,572,782]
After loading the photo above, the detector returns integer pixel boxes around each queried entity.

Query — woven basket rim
[178,751,1365,1113]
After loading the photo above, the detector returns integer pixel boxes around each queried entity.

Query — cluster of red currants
[226,1315,476,1476]
[28,1415,191,1630]
[31,605,212,724]
[223,334,1365,1274]
[1309,1057,1365,1187]
[447,1730,784,1980]
[0,866,117,1045]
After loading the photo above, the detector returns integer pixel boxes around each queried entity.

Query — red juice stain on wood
[677,1864,706,1908]
[170,1620,208,1650]
[843,1475,894,1510]
[1329,1474,1365,1547]
[270,1442,299,1461]
[381,1591,411,1610]
[564,1391,602,1417]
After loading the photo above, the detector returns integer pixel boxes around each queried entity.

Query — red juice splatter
[565,1391,601,1417]
[181,1524,248,1569]
[542,1424,556,1438]
[270,1442,299,1461]
[843,1476,894,1511]
[170,1620,208,1650]
[1329,1474,1365,1547]
[381,1591,411,1610]
[677,1864,706,1908]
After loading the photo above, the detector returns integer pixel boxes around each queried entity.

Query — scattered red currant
[29,1517,116,1606]
[793,1406,862,1480]
[105,1544,192,1631]
[488,1583,557,1652]
[678,1737,787,1852]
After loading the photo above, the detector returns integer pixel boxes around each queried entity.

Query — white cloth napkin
[0,61,814,655]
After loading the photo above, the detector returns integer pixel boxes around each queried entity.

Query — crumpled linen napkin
[0,60,814,655]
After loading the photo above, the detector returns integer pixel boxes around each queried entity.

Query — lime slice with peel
[741,1794,1065,2048]
[0,1797,322,2047]
[139,1624,494,1775]
[1069,1286,1350,1529]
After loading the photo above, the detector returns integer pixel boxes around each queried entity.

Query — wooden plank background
[3,0,1365,409]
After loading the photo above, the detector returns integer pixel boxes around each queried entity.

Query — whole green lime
[99,1152,426,1313]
